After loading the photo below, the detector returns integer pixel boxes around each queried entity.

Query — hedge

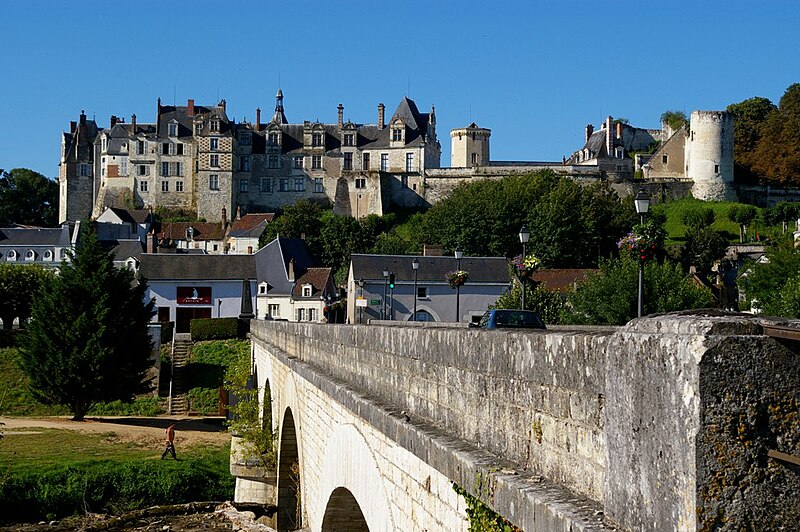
[159,321,175,344]
[189,318,247,341]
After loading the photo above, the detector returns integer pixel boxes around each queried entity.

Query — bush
[0,330,25,348]
[88,396,164,417]
[0,452,233,523]
[159,321,175,344]
[190,318,240,341]
[188,387,219,415]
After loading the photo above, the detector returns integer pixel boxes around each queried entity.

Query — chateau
[59,92,738,225]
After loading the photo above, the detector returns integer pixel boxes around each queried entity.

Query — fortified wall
[251,311,800,530]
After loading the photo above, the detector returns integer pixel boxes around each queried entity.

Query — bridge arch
[277,406,302,530]
[315,423,395,531]
[321,487,369,531]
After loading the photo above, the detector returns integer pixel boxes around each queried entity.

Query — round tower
[450,123,491,168]
[687,110,736,201]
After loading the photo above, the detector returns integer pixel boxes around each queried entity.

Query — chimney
[256,108,261,131]
[235,205,241,220]
[562,155,567,165]
[146,229,156,254]
[378,103,385,129]
[221,206,228,230]
[110,115,118,128]
[220,99,226,112]
[616,121,623,140]
[605,116,613,155]
[131,114,137,132]
[288,258,295,282]
[187,99,195,116]
[585,124,594,142]
[337,103,344,129]
[70,121,77,134]
[80,110,86,126]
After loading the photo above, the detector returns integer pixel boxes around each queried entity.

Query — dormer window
[168,122,178,137]
[392,128,403,142]
[43,250,53,261]
[7,250,17,261]
[343,133,354,147]
[25,250,35,261]
[209,119,220,132]
[268,132,280,146]
[301,284,312,298]
[312,132,323,147]
[185,227,195,241]
[615,147,624,159]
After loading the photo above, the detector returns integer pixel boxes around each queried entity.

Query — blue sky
[1,1,798,178]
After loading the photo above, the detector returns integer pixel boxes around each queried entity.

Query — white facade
[687,110,736,202]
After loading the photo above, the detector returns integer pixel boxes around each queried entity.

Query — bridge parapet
[251,311,800,530]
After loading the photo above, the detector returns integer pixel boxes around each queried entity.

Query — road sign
[370,299,381,306]
[356,298,367,307]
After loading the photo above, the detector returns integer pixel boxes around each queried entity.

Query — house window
[176,143,184,155]
[293,156,303,169]
[302,285,312,297]
[343,133,354,147]
[138,165,148,176]
[210,154,219,167]
[269,304,280,318]
[662,154,668,164]
[343,152,353,170]
[314,178,324,193]
[161,180,169,192]
[239,131,252,145]
[312,132,323,147]
[240,179,249,193]
[312,155,322,170]
[175,162,183,176]
[209,174,219,190]
[363,153,370,170]
[162,142,171,155]
[297,308,306,321]
[309,308,317,321]
[715,164,720,174]
[279,178,289,192]
[161,162,170,176]
[176,181,184,192]
[210,138,218,151]
[260,178,272,193]
[392,128,403,142]
[169,123,178,136]
[120,159,127,175]
[269,155,279,169]
[259,285,267,295]
[209,120,219,132]
[416,287,428,299]
[140,180,149,192]
[137,140,145,155]
[405,152,414,172]
[380,153,388,171]
[241,155,251,171]
[355,178,366,189]
[268,132,279,145]
[294,177,305,192]
[79,164,89,176]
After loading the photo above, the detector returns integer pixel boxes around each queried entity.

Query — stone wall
[250,311,800,530]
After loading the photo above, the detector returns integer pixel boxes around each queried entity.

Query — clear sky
[1,1,798,178]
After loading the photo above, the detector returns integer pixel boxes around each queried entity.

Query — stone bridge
[233,312,800,531]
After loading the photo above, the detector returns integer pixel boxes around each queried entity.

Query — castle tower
[58,110,99,223]
[450,123,491,167]
[687,110,736,202]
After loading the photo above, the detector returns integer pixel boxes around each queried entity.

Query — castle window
[269,156,279,169]
[176,181,184,192]
[176,143,184,155]
[240,179,249,193]
[269,133,279,146]
[79,164,89,176]
[343,133,354,147]
[294,177,305,192]
[279,178,289,192]
[312,132,323,147]
[140,180,148,192]
[314,178,323,193]
[161,181,169,192]
[210,154,219,167]
[175,162,183,176]
[343,152,353,171]
[715,164,720,174]
[168,123,178,137]
[138,165,149,176]
[293,156,303,169]
[380,153,388,171]
[363,153,370,170]
[615,147,624,159]
[312,155,322,170]
[239,131,252,145]
[355,178,366,189]
[209,120,219,132]
[260,178,272,193]
[471,153,478,165]
[662,155,668,164]
[405,153,414,172]
[392,128,403,142]
[161,162,169,176]
[210,138,218,151]
[241,156,251,171]
[209,174,219,190]
[137,140,145,155]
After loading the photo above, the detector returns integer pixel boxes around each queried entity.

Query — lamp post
[382,267,389,320]
[634,189,651,318]
[357,278,364,324]
[454,248,463,323]
[519,226,530,310]
[412,258,419,321]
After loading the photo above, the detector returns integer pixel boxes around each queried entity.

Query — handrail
[168,323,176,415]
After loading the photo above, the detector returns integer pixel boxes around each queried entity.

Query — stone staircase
[169,337,192,415]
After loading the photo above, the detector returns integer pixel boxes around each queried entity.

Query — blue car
[470,309,547,330]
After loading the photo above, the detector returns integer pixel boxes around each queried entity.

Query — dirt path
[0,415,230,447]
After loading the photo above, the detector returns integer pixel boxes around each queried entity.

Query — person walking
[161,422,177,460]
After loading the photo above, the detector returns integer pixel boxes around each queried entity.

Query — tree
[739,240,800,313]
[0,168,59,226]
[727,204,758,243]
[492,282,565,324]
[564,257,713,325]
[752,84,800,186]
[19,226,155,420]
[681,207,716,230]
[0,264,54,329]
[681,226,728,279]
[763,202,800,233]
[660,110,688,132]
[726,96,776,182]
[762,273,800,318]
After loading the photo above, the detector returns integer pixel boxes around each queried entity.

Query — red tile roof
[293,267,333,297]
[231,213,275,232]
[158,222,226,241]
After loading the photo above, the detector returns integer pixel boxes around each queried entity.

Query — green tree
[660,110,689,131]
[727,204,758,243]
[19,226,155,420]
[0,168,59,226]
[739,240,800,312]
[763,273,800,318]
[492,282,565,324]
[681,207,716,230]
[752,84,800,186]
[681,226,728,279]
[726,96,776,182]
[0,264,54,329]
[564,257,713,325]
[763,202,800,233]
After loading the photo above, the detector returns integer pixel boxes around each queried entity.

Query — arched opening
[321,487,369,531]
[262,379,273,434]
[277,408,301,531]
[412,310,435,322]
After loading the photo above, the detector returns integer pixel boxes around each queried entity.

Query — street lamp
[454,248,463,323]
[382,267,389,320]
[519,226,530,310]
[356,278,364,324]
[634,189,651,318]
[412,258,419,321]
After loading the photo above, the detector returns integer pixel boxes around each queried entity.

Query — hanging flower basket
[446,270,469,289]
[513,254,540,281]
[617,232,657,263]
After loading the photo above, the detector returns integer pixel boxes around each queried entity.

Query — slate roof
[0,226,73,247]
[351,254,509,283]
[138,254,256,281]
[293,267,333,297]
[254,237,320,296]
[110,239,144,261]
[159,222,227,241]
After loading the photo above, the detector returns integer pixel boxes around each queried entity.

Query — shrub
[0,330,25,348]
[188,387,219,415]
[190,318,240,341]
[159,321,175,344]
[88,396,164,417]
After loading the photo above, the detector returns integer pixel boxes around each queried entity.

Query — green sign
[370,299,381,306]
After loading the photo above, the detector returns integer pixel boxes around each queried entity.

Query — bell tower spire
[272,88,287,124]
